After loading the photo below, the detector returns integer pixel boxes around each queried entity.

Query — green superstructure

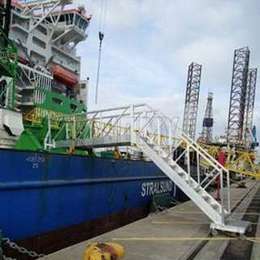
[16,88,91,154]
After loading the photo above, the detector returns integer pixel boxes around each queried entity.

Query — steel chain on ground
[2,237,45,258]
[3,255,16,260]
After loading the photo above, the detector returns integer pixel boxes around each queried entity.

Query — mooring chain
[2,237,45,259]
[3,255,16,260]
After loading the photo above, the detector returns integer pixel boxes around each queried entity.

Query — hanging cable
[95,31,104,104]
[95,0,108,104]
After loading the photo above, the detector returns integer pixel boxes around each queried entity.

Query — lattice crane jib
[182,62,202,140]
[201,92,213,143]
[227,47,250,145]
[244,68,257,147]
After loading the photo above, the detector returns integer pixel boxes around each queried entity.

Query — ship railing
[51,104,180,149]
[85,104,179,148]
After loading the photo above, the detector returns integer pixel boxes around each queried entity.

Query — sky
[75,0,260,139]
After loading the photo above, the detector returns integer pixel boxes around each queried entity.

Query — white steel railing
[86,104,179,147]
[49,103,249,233]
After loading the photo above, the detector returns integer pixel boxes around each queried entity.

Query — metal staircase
[133,132,249,234]
[53,104,249,234]
[134,133,226,225]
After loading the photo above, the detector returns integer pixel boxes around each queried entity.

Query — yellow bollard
[84,242,124,260]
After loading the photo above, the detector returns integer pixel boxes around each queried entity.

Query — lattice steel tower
[201,92,213,143]
[243,68,257,146]
[227,47,250,145]
[182,62,202,139]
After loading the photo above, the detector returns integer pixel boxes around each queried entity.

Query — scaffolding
[227,47,250,145]
[182,62,202,140]
[201,92,213,143]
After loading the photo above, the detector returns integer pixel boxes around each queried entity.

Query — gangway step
[134,133,250,234]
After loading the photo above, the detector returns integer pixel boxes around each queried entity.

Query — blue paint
[0,149,184,241]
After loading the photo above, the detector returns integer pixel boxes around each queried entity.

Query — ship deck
[44,179,260,260]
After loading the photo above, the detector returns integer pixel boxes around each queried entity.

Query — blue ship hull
[0,148,184,255]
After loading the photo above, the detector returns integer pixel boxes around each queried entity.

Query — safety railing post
[144,112,148,138]
[168,120,172,146]
[157,117,160,146]
[187,144,191,182]
[168,120,172,157]
[65,122,68,139]
[227,170,231,214]
[197,152,200,184]
[130,105,135,143]
[90,121,94,139]
[220,170,225,224]
[73,116,76,139]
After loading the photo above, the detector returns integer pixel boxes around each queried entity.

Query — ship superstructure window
[9,30,27,44]
[32,37,46,49]
[30,50,46,65]
[67,13,74,25]
[12,14,29,30]
[37,25,47,35]
[74,14,88,30]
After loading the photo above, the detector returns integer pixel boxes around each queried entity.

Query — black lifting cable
[95,0,108,104]
[95,31,104,104]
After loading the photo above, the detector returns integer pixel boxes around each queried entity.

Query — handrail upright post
[157,117,160,146]
[187,144,191,182]
[65,122,68,139]
[144,112,148,138]
[73,116,76,139]
[169,120,172,156]
[227,170,231,214]
[130,105,135,143]
[220,170,225,224]
[197,152,200,184]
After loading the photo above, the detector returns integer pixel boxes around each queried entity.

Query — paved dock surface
[44,180,260,260]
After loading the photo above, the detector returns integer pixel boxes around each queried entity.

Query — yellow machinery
[199,143,260,179]
[84,242,124,260]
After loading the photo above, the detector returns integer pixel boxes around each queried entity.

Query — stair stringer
[134,134,225,225]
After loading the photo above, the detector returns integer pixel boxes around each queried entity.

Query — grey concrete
[250,188,260,260]
[44,180,258,260]
[194,181,260,260]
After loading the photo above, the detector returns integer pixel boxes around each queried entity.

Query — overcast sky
[75,0,260,139]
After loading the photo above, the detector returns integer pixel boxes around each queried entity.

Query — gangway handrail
[182,132,229,173]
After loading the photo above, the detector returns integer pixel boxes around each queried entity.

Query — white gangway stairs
[53,104,250,234]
